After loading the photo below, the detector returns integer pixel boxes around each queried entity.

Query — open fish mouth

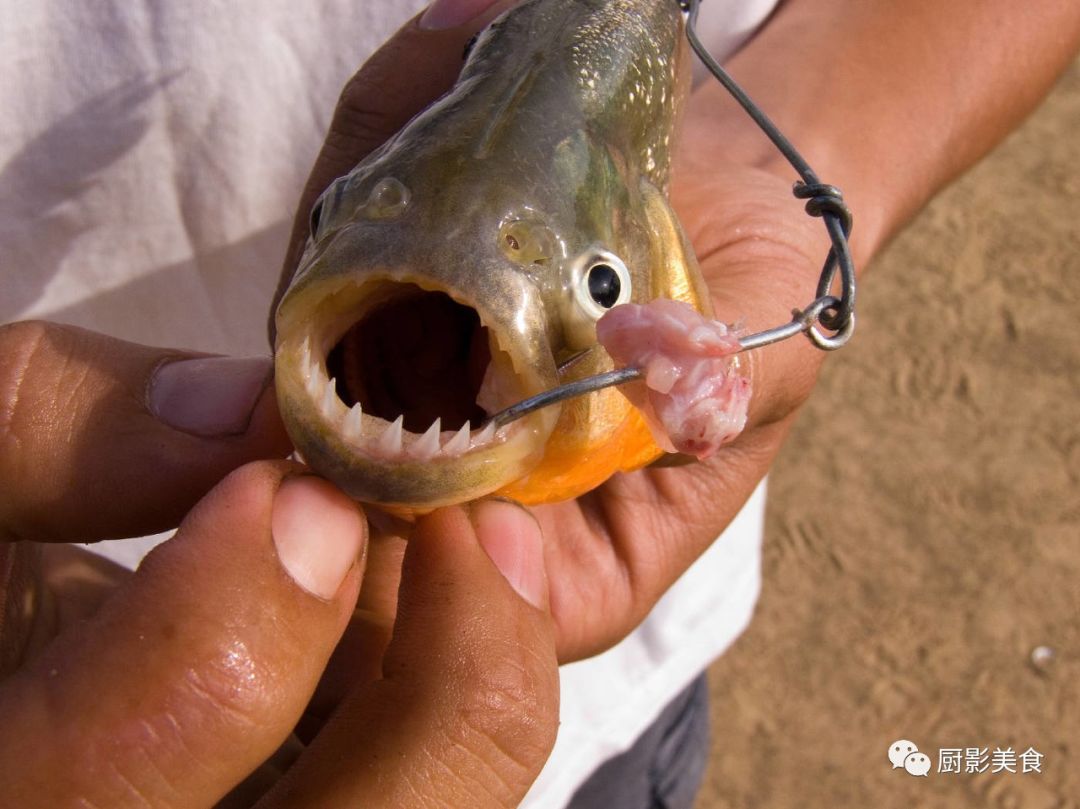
[274,276,557,506]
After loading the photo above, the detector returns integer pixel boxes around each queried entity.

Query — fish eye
[309,198,324,238]
[574,253,631,318]
[587,264,621,308]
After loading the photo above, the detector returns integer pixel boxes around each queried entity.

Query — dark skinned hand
[0,305,557,805]
[269,4,829,707]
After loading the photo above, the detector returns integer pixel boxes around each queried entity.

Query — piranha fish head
[273,164,561,511]
[274,0,708,511]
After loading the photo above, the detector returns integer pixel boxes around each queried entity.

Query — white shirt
[0,2,777,805]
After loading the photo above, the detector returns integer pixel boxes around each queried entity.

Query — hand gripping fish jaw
[273,0,855,512]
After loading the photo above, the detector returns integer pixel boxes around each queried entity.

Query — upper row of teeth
[298,335,501,460]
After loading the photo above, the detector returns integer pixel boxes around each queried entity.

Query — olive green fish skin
[275,0,710,509]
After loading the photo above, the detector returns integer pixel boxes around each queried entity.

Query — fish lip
[274,272,559,506]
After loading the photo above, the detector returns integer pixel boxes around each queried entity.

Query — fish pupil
[587,264,621,308]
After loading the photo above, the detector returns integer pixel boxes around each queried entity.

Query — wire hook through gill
[487,0,858,430]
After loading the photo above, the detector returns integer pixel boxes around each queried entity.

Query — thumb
[271,0,518,328]
[261,500,559,809]
[0,463,366,808]
[0,321,290,543]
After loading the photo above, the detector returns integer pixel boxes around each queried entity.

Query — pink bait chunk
[596,299,751,460]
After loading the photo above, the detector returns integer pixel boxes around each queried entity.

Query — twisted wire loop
[682,0,856,349]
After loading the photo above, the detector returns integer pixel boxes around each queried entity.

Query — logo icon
[889,739,928,776]
[904,751,931,777]
[889,739,919,769]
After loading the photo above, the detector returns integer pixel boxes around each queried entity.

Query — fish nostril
[499,219,555,265]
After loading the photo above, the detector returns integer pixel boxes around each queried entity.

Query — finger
[262,499,559,809]
[36,544,132,630]
[0,543,40,677]
[0,463,366,808]
[295,529,407,743]
[270,0,519,333]
[0,320,290,542]
[2,542,134,680]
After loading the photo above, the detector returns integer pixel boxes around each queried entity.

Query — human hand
[0,321,558,807]
[271,2,830,662]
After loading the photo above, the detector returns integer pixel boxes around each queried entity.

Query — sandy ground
[697,57,1080,809]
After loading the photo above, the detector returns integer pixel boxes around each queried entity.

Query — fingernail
[420,0,501,30]
[272,476,366,600]
[149,356,272,437]
[471,499,547,609]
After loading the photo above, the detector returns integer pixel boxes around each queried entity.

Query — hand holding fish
[270,2,839,662]
[273,0,1079,663]
[0,325,557,806]
[2,0,1076,803]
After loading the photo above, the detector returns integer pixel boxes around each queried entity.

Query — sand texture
[698,57,1080,808]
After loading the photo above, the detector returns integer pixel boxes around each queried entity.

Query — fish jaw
[493,343,664,505]
[275,270,559,511]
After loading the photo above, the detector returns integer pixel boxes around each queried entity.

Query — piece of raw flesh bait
[597,299,750,460]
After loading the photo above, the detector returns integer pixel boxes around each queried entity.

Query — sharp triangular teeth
[475,421,496,445]
[375,415,404,455]
[306,368,322,398]
[443,420,471,455]
[411,418,441,459]
[343,402,363,440]
[321,377,339,418]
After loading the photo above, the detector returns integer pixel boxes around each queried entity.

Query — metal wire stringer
[487,0,857,430]
[680,0,856,344]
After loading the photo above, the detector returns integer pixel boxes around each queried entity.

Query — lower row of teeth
[302,358,501,460]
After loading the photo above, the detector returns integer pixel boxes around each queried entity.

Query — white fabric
[525,481,764,807]
[0,1,777,806]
